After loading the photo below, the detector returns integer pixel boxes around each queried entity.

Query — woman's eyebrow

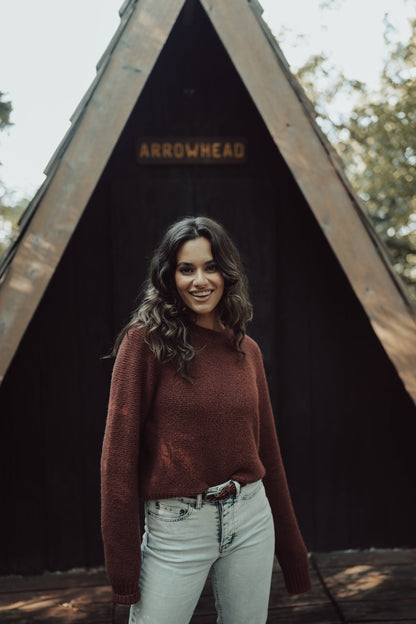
[176,259,215,267]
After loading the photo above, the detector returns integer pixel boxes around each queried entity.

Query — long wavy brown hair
[112,216,253,379]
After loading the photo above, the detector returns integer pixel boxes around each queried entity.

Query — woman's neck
[194,314,225,333]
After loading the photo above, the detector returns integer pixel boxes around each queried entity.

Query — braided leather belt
[202,481,237,502]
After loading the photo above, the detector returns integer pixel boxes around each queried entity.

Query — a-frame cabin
[1,0,416,574]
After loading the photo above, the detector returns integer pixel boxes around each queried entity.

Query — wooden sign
[136,137,247,165]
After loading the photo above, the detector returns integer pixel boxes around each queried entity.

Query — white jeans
[129,480,275,624]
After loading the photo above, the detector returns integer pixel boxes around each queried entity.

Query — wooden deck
[1,549,415,623]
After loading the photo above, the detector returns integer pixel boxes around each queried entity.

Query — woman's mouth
[189,290,213,300]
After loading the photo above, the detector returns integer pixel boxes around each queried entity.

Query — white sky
[0,0,414,201]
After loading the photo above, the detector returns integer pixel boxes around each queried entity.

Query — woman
[101,216,311,624]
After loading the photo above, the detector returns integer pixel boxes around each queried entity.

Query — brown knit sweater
[101,323,311,604]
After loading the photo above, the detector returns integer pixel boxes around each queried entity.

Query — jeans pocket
[146,499,193,522]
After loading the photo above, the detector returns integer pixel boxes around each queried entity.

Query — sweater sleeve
[101,326,158,605]
[253,344,312,595]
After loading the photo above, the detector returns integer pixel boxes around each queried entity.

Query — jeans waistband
[186,479,242,509]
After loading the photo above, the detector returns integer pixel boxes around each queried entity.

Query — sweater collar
[189,322,234,342]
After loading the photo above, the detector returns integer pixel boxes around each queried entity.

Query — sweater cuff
[112,586,141,605]
[282,564,312,595]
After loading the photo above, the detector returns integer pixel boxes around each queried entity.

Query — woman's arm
[101,326,158,604]
[253,344,312,595]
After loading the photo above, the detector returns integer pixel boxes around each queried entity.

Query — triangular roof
[1,0,416,402]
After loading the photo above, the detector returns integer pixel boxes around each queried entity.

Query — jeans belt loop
[196,493,203,510]
[233,480,241,497]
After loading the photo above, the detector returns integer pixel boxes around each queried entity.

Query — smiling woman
[175,237,225,331]
[109,216,254,379]
[100,216,311,623]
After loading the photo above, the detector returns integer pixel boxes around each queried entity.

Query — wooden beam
[200,0,416,404]
[0,0,186,383]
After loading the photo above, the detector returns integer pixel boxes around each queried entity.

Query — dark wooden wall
[1,0,416,574]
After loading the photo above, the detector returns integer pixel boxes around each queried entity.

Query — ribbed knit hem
[112,587,141,605]
[282,564,312,595]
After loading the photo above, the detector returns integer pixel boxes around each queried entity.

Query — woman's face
[175,237,225,329]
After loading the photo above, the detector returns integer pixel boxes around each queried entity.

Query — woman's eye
[179,267,193,274]
[206,264,218,272]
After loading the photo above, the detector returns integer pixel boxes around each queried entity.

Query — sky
[0,0,414,202]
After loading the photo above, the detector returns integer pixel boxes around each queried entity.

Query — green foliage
[0,189,28,259]
[295,18,416,300]
[0,92,28,261]
[318,0,346,11]
[0,92,13,132]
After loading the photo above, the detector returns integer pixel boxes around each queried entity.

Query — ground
[1,549,415,623]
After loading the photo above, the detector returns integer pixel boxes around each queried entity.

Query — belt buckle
[204,482,236,502]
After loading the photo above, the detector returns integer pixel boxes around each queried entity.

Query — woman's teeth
[191,291,212,297]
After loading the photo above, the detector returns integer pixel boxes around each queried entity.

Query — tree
[294,18,416,300]
[0,192,28,259]
[0,91,12,131]
[0,92,29,260]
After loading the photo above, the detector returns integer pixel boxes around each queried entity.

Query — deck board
[1,549,415,623]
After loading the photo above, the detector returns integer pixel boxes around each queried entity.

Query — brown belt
[202,481,237,502]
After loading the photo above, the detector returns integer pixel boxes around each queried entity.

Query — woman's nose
[194,269,208,286]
